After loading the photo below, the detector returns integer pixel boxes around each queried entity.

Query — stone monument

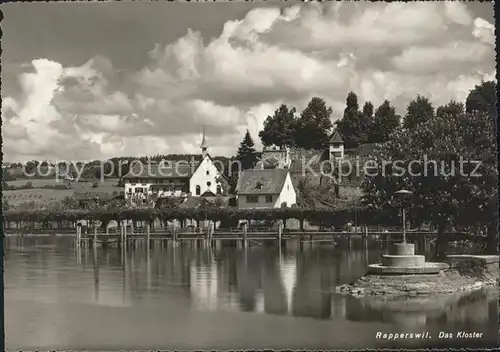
[367,242,449,275]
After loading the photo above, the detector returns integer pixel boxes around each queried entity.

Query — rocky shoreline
[335,254,499,298]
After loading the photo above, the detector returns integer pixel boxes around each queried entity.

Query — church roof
[329,130,344,144]
[236,169,290,195]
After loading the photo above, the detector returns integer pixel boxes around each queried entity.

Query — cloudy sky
[2,1,495,162]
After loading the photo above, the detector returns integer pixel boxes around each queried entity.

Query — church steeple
[200,126,209,157]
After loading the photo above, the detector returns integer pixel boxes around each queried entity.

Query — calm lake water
[4,236,498,350]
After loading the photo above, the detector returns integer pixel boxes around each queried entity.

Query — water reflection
[4,236,498,349]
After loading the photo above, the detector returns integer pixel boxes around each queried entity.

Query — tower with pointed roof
[200,126,209,158]
[328,130,344,162]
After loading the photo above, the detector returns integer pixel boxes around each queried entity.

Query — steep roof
[237,169,290,195]
[329,130,344,144]
[123,161,198,179]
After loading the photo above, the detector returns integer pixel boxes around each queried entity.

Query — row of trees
[255,81,497,151]
[259,98,333,150]
[2,205,384,229]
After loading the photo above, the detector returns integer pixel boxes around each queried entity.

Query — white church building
[123,128,225,202]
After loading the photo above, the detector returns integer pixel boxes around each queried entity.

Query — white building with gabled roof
[122,128,227,203]
[235,169,296,209]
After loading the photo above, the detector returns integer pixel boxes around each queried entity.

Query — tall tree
[336,92,372,149]
[363,110,498,257]
[235,129,258,170]
[436,101,464,118]
[368,100,400,143]
[465,80,497,117]
[362,101,374,121]
[24,160,39,175]
[294,97,333,150]
[403,95,435,130]
[259,104,297,147]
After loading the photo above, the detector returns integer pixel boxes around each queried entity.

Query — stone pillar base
[388,242,415,256]
[382,254,425,267]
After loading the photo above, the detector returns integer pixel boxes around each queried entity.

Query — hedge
[2,205,391,226]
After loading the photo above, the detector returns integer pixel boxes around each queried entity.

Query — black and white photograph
[1,1,498,350]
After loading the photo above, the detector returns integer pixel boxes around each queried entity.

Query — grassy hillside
[3,189,74,207]
[3,179,122,208]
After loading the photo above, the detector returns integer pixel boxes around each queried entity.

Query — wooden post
[120,223,124,246]
[76,226,81,246]
[147,223,151,247]
[243,222,248,248]
[364,227,369,263]
[173,222,178,244]
[205,222,210,245]
[209,221,214,246]
[278,221,282,247]
[124,222,128,244]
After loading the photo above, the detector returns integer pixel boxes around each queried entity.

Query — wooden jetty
[72,222,483,248]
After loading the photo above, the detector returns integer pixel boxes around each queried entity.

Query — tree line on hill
[231,81,498,256]
[233,80,497,152]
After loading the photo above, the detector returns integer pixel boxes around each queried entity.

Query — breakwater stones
[336,284,365,296]
[335,254,499,298]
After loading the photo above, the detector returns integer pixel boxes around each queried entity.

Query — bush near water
[4,205,381,228]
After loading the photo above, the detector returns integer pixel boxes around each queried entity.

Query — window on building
[216,185,222,195]
[196,185,201,195]
[206,170,209,175]
[136,188,143,193]
[247,195,258,203]
[265,195,273,203]
[207,181,211,187]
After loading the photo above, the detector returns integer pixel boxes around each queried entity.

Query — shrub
[3,205,374,226]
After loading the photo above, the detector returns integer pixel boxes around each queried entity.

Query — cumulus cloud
[473,17,495,44]
[2,2,495,162]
